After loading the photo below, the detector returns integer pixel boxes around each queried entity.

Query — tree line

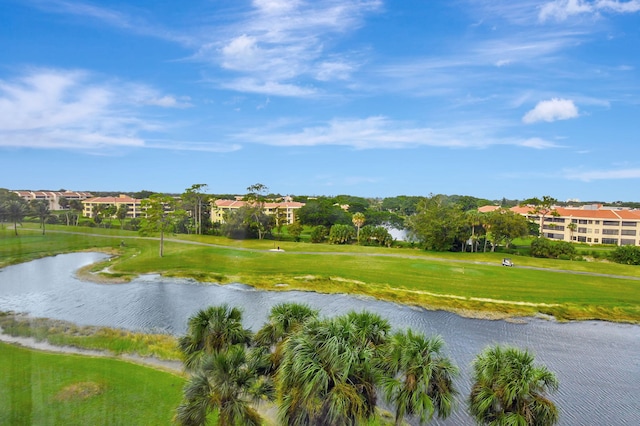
[175,303,559,426]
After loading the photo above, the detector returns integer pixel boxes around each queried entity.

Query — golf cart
[502,258,514,267]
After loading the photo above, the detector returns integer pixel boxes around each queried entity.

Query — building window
[622,221,637,227]
[603,220,620,226]
[620,239,636,246]
[602,229,619,235]
[587,238,592,243]
[571,219,577,223]
[594,238,599,243]
[577,236,587,242]
[578,227,587,233]
[588,220,593,224]
[595,220,600,225]
[579,219,588,224]
[621,230,636,236]
[601,238,618,245]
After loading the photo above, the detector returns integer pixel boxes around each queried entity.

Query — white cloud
[233,116,562,150]
[221,78,317,97]
[0,68,203,152]
[522,98,579,123]
[539,0,640,22]
[201,0,382,96]
[564,168,640,181]
[519,137,562,149]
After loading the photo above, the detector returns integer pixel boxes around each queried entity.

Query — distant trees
[287,221,303,242]
[296,198,350,228]
[486,210,529,250]
[182,184,209,235]
[359,225,393,247]
[406,194,466,251]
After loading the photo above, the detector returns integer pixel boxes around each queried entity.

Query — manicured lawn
[0,342,185,426]
[2,225,639,322]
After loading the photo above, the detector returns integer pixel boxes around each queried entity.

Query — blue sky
[1,0,639,201]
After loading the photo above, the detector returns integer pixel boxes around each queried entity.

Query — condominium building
[480,204,640,246]
[82,195,143,218]
[211,197,305,225]
[12,190,93,210]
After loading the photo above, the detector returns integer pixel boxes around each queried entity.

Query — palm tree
[381,330,458,425]
[567,222,577,242]
[4,200,28,236]
[179,305,252,371]
[254,303,319,374]
[469,345,559,426]
[352,212,366,243]
[277,311,390,425]
[176,345,270,426]
[30,200,50,235]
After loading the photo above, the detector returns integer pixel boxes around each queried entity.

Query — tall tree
[381,330,458,426]
[30,200,50,235]
[183,184,209,235]
[487,209,529,249]
[352,212,366,243]
[139,194,183,257]
[287,221,303,242]
[406,194,466,251]
[4,200,28,236]
[244,183,270,240]
[521,196,558,237]
[469,345,559,426]
[69,199,84,226]
[116,204,129,229]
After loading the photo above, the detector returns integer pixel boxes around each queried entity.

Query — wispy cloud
[564,167,640,180]
[523,98,579,123]
[0,68,218,152]
[539,0,640,22]
[233,116,561,150]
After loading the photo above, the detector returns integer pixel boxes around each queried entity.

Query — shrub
[328,224,355,244]
[609,245,640,265]
[310,225,328,243]
[359,225,393,247]
[530,238,576,259]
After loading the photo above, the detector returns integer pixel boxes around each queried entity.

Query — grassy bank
[0,342,185,425]
[1,225,639,323]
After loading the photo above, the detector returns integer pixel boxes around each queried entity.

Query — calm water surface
[1,252,638,425]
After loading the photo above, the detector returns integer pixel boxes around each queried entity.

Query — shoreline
[0,330,184,374]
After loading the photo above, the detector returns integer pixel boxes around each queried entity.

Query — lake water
[0,252,638,425]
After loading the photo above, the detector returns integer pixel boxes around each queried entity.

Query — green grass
[2,225,639,323]
[0,313,181,360]
[0,342,185,426]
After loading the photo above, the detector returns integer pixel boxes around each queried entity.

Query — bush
[359,225,393,247]
[310,225,328,243]
[609,245,640,265]
[530,238,577,260]
[329,224,355,244]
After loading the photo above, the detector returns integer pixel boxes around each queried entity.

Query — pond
[1,252,638,425]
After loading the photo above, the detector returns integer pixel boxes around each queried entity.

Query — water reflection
[1,252,638,425]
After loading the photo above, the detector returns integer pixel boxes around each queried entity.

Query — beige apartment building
[82,195,143,218]
[480,205,640,246]
[12,190,93,210]
[211,197,305,225]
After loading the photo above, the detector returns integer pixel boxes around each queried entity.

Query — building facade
[82,195,143,218]
[211,197,305,225]
[480,205,640,246]
[12,190,93,210]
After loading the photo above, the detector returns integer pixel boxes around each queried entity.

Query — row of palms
[176,304,559,426]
